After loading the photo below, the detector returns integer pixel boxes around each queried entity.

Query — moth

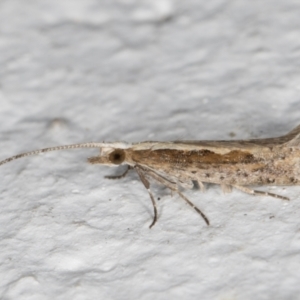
[1,124,299,228]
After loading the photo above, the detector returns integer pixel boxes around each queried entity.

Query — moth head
[88,148,127,166]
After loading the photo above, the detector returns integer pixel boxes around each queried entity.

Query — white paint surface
[1,1,300,299]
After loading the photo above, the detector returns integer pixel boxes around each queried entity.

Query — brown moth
[1,124,299,228]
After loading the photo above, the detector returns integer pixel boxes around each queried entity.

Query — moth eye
[109,149,125,165]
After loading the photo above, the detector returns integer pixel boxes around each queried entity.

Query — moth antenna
[0,142,115,167]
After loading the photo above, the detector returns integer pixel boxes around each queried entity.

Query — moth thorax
[109,149,126,164]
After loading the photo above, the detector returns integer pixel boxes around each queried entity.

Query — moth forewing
[1,124,300,227]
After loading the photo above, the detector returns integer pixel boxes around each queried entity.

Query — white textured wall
[1,1,300,299]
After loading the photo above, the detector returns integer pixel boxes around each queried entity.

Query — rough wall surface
[1,1,300,299]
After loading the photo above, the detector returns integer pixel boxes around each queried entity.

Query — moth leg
[221,184,232,194]
[232,185,289,201]
[198,181,206,192]
[105,166,131,180]
[140,167,209,225]
[177,189,209,225]
[177,179,194,189]
[135,167,158,228]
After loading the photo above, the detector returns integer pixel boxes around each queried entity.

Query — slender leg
[221,184,232,194]
[137,166,209,226]
[135,167,158,228]
[105,166,131,180]
[176,189,210,225]
[232,185,289,201]
[198,181,206,192]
